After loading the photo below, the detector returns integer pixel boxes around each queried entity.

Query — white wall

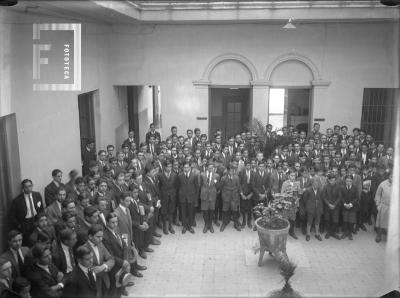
[109,22,398,135]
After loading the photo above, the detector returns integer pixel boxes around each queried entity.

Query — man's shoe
[332,233,341,240]
[182,227,187,234]
[203,226,208,233]
[220,224,226,232]
[348,234,353,240]
[135,264,147,271]
[131,270,143,278]
[234,224,241,232]
[189,227,195,234]
[192,220,197,227]
[153,232,162,238]
[289,232,298,240]
[325,233,330,239]
[209,225,214,233]
[144,247,154,253]
[375,235,382,243]
[168,225,175,234]
[121,288,130,296]
[247,221,252,229]
[174,220,181,227]
[151,238,161,245]
[341,233,347,239]
[139,251,147,259]
[315,234,322,241]
[163,226,169,235]
[214,220,220,227]
[301,227,307,235]
[241,221,246,228]
[360,224,367,231]
[306,235,310,241]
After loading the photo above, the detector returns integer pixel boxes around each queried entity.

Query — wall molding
[193,52,259,86]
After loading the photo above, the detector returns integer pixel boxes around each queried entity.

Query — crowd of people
[0,121,394,298]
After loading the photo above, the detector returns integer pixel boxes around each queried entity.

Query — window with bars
[361,88,396,147]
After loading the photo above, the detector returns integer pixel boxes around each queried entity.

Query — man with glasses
[9,179,45,245]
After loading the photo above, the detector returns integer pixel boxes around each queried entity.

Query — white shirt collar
[119,204,127,214]
[78,263,89,275]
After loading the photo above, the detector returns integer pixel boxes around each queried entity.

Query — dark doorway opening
[209,87,251,141]
[78,91,96,173]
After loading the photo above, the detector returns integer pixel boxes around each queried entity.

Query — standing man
[158,160,178,235]
[145,123,161,145]
[82,139,96,177]
[46,187,67,225]
[239,161,254,229]
[177,162,199,234]
[44,169,65,206]
[9,179,44,245]
[322,174,342,240]
[341,175,359,240]
[252,161,271,206]
[374,172,392,243]
[219,166,241,232]
[199,163,219,233]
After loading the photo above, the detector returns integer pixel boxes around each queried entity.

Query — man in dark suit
[46,187,67,225]
[341,175,359,240]
[61,246,97,298]
[52,228,77,275]
[322,174,342,240]
[157,160,178,235]
[142,166,162,239]
[177,162,199,234]
[44,169,65,207]
[303,178,324,241]
[0,230,29,279]
[252,161,271,206]
[220,166,241,232]
[199,163,219,233]
[82,139,97,177]
[145,123,161,145]
[25,243,66,298]
[239,161,254,229]
[9,179,44,245]
[28,213,56,247]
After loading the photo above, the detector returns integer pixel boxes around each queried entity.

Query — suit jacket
[113,206,133,248]
[61,265,97,298]
[322,183,342,209]
[200,171,219,202]
[238,170,254,196]
[303,187,324,215]
[252,171,271,199]
[102,227,128,271]
[145,131,161,144]
[27,226,56,247]
[25,263,65,298]
[143,176,160,205]
[266,168,279,193]
[9,192,44,230]
[0,247,29,279]
[177,171,199,204]
[46,201,63,224]
[158,171,178,200]
[83,242,115,292]
[53,243,75,275]
[220,174,241,202]
[341,185,359,211]
[44,182,65,206]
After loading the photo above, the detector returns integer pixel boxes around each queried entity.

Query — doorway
[209,87,251,140]
[268,88,311,133]
[78,91,96,160]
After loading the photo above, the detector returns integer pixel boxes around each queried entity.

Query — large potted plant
[253,193,293,266]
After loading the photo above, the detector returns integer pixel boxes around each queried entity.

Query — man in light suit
[46,187,67,225]
[199,162,219,233]
[9,179,45,245]
[83,225,115,297]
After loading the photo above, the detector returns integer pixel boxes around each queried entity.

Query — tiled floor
[127,214,386,297]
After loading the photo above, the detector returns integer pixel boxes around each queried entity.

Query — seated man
[1,230,29,279]
[25,243,66,298]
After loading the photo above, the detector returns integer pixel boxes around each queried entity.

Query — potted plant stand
[255,217,290,266]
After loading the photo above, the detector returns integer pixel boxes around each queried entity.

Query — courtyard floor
[127,214,386,298]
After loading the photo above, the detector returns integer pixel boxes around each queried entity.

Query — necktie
[208,172,211,185]
[17,249,24,272]
[28,194,36,218]
[69,248,75,268]
[88,268,96,287]
[114,231,122,247]
[247,171,250,184]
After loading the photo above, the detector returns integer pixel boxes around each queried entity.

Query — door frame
[268,85,313,132]
[208,85,253,138]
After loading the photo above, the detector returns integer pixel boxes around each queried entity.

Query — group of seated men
[0,122,394,298]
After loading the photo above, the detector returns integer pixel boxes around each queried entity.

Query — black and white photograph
[0,0,399,297]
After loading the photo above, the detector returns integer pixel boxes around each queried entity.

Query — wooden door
[78,92,96,151]
[223,95,249,139]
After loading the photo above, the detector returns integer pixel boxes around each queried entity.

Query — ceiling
[4,0,399,24]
